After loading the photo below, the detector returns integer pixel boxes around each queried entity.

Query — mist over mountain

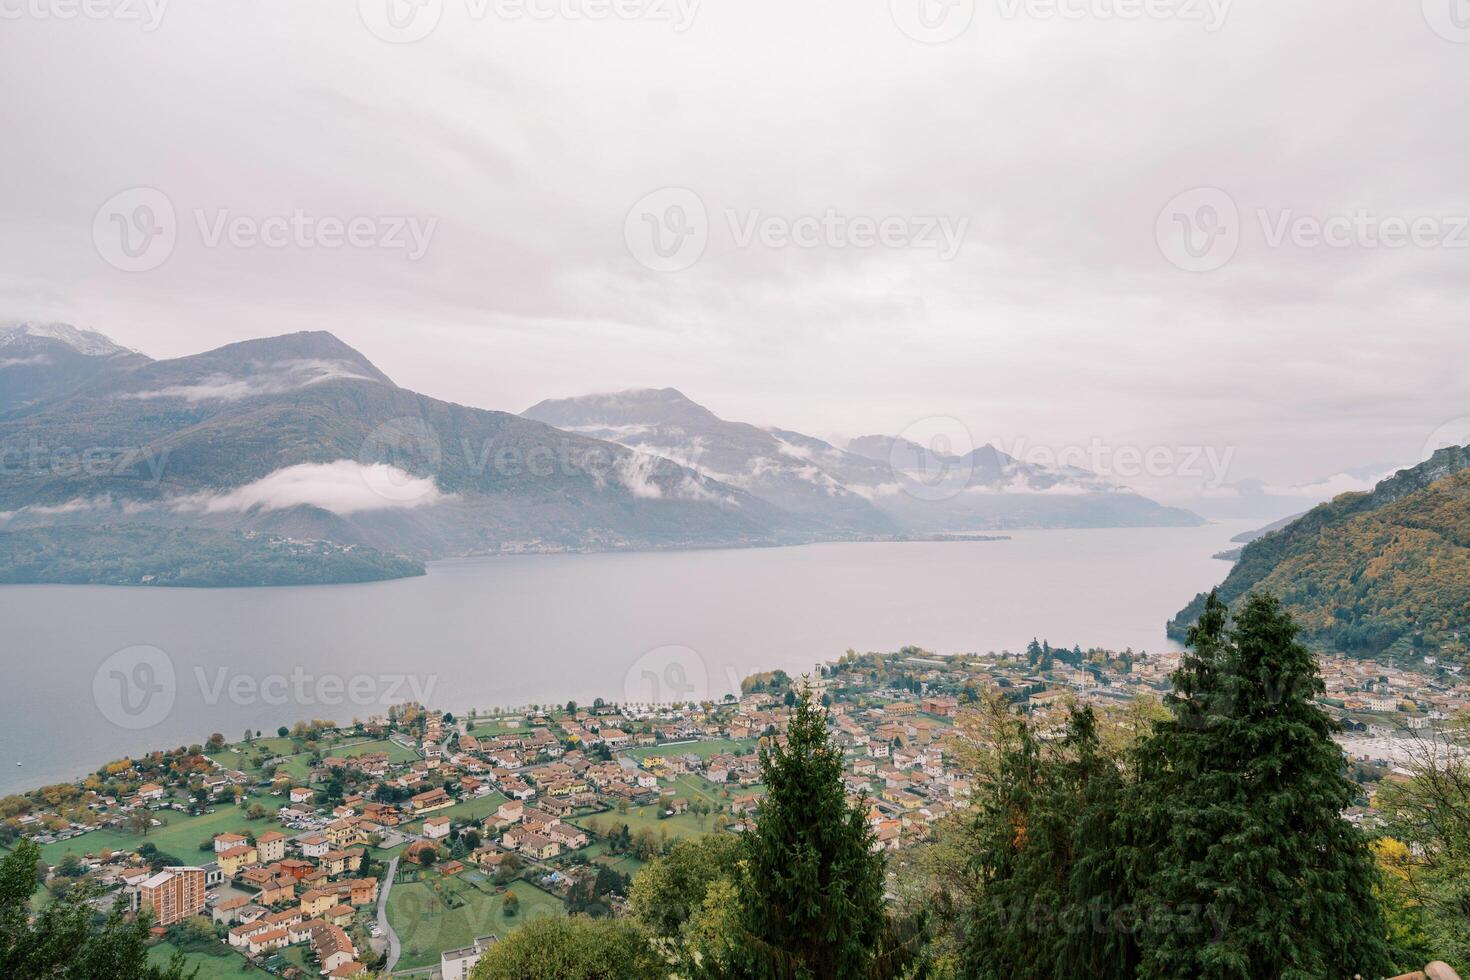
[0,325,1213,586]
[0,327,816,583]
[525,389,1204,534]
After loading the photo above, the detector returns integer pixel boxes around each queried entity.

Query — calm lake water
[0,522,1250,793]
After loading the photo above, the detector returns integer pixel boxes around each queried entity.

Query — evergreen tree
[961,705,1136,980]
[0,840,196,979]
[1132,592,1392,979]
[732,687,922,979]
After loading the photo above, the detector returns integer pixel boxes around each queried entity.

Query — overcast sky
[2,0,1467,507]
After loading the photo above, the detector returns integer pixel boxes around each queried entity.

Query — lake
[0,521,1249,793]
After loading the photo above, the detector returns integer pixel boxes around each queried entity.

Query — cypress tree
[1134,591,1393,979]
[733,687,919,979]
[961,705,1137,980]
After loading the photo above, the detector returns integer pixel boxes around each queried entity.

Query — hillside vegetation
[0,525,425,587]
[1171,446,1470,662]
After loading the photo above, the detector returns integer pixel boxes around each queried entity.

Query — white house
[442,936,497,980]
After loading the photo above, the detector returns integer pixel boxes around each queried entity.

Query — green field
[575,803,717,843]
[209,734,411,782]
[40,796,287,866]
[207,736,301,773]
[591,851,648,876]
[468,717,535,737]
[387,875,564,970]
[330,738,419,765]
[571,771,760,846]
[147,942,267,979]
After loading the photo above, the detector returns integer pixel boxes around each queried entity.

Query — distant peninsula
[0,525,425,587]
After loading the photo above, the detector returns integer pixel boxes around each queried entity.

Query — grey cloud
[0,0,1465,496]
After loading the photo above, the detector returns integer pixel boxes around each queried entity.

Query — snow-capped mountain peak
[0,321,136,357]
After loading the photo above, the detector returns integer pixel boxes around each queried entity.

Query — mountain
[525,390,1204,533]
[524,389,897,536]
[1230,511,1307,544]
[1169,446,1470,663]
[0,328,817,584]
[0,321,149,412]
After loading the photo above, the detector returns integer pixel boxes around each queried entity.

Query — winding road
[376,855,402,974]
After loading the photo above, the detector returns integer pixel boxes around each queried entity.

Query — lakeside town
[4,642,1466,980]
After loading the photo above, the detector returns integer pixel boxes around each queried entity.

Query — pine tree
[0,840,197,979]
[732,687,920,979]
[961,705,1137,980]
[1133,592,1393,979]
